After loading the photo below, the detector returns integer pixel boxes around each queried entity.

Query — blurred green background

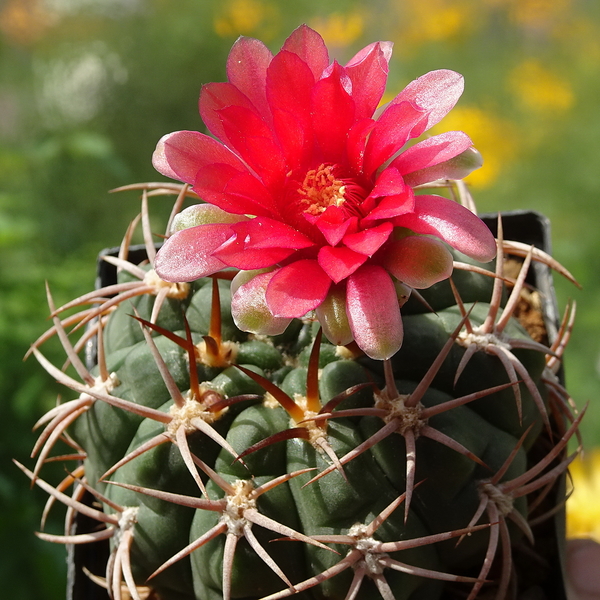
[1,0,599,597]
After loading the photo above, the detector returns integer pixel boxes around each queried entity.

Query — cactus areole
[22,24,582,600]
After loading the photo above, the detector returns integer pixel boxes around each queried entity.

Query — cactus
[19,25,583,600]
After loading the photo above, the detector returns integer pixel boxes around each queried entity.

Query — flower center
[297,164,347,216]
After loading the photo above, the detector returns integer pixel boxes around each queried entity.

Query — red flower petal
[345,41,393,120]
[212,217,314,270]
[266,50,315,169]
[267,51,314,117]
[391,69,464,131]
[403,146,483,188]
[281,25,329,80]
[391,130,473,177]
[313,208,358,246]
[271,110,312,175]
[367,165,408,198]
[229,218,315,250]
[346,265,403,359]
[265,259,331,318]
[363,193,416,224]
[346,118,376,175]
[394,195,497,262]
[311,62,356,162]
[193,164,277,217]
[343,222,393,256]
[361,167,415,223]
[363,101,427,178]
[226,36,273,122]
[380,235,454,289]
[218,105,287,187]
[154,223,234,282]
[199,82,256,146]
[318,245,367,283]
[213,241,295,270]
[152,130,245,184]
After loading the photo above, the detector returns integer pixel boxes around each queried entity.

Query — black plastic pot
[481,211,568,600]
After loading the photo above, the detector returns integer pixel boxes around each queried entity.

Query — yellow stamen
[298,164,346,215]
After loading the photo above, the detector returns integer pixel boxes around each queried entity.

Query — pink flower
[153,25,496,360]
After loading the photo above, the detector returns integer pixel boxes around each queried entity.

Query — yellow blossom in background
[567,449,600,543]
[0,0,55,46]
[310,11,364,48]
[389,0,475,53]
[213,0,279,39]
[432,106,517,188]
[508,60,575,115]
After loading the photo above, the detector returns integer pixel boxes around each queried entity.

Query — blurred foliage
[1,0,599,597]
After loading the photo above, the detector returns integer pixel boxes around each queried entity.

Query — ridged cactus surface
[20,196,580,600]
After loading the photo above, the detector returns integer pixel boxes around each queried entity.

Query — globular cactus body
[21,214,580,600]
